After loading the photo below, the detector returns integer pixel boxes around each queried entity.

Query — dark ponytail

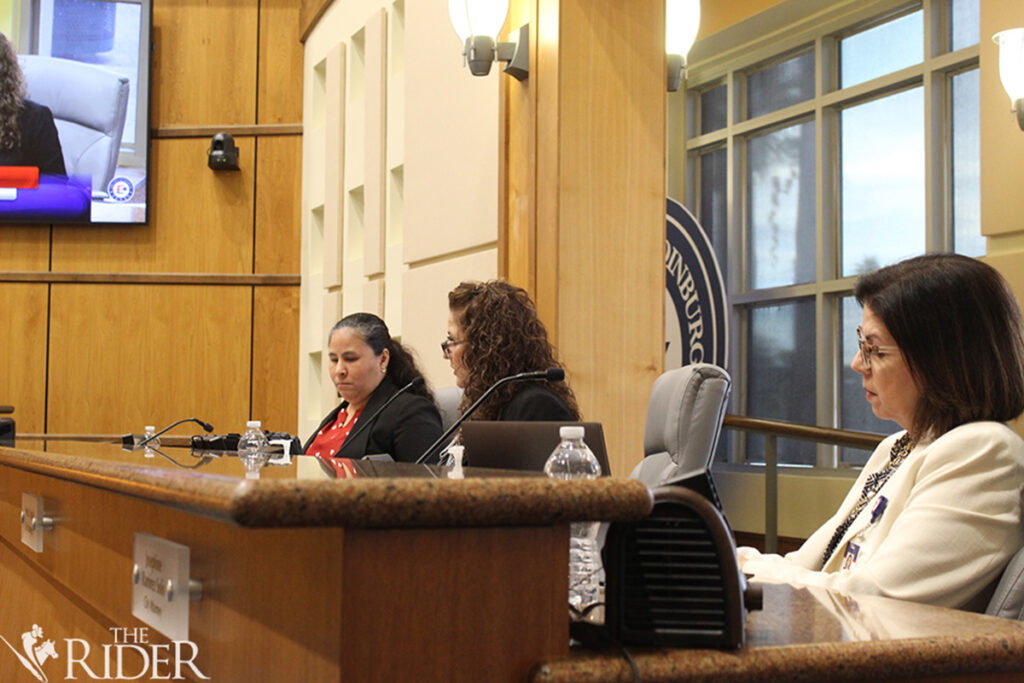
[330,313,434,400]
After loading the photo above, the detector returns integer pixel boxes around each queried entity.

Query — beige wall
[299,0,501,441]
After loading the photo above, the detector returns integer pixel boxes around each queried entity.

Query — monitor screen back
[460,421,611,476]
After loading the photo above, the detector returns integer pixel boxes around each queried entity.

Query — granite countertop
[531,583,1024,681]
[0,442,653,529]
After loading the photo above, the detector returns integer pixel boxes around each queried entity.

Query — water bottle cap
[144,425,155,432]
[559,425,584,440]
[246,420,261,429]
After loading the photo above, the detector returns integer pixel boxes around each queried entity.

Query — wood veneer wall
[504,0,666,477]
[0,0,303,440]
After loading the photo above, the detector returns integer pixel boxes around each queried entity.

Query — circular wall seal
[665,197,728,370]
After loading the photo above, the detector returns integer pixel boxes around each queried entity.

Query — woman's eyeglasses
[440,337,466,359]
[856,326,899,371]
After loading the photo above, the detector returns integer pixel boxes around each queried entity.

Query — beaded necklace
[821,432,914,567]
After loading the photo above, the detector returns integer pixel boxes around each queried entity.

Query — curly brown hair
[0,33,25,151]
[449,280,580,420]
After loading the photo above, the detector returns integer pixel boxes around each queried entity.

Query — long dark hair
[0,32,25,151]
[855,253,1024,440]
[330,313,433,400]
[448,280,580,420]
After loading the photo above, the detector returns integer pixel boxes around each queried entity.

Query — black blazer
[303,376,442,463]
[0,100,67,176]
[498,384,576,422]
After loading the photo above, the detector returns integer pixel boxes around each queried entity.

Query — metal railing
[721,414,885,553]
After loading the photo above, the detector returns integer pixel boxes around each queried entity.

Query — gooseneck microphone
[125,417,214,450]
[414,368,565,465]
[329,376,425,456]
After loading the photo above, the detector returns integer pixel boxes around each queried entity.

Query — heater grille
[604,486,745,649]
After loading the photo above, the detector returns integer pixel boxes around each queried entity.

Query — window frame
[680,0,980,469]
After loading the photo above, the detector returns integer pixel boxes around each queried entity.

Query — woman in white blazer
[739,254,1024,611]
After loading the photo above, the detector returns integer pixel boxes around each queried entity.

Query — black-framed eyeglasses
[440,337,466,359]
[856,326,899,371]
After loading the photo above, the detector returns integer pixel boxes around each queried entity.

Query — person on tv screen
[0,32,66,176]
[303,313,442,462]
[445,280,580,422]
[738,253,1024,611]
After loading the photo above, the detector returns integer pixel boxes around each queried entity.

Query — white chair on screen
[19,54,130,198]
[629,363,732,487]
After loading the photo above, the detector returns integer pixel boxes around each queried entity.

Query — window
[684,0,981,467]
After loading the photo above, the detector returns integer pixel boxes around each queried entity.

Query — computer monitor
[460,421,611,475]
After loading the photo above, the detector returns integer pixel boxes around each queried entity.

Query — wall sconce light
[993,29,1024,130]
[667,0,701,92]
[448,0,528,80]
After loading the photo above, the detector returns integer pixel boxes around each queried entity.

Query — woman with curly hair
[445,280,580,421]
[0,32,66,175]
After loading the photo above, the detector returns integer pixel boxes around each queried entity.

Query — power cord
[568,602,642,683]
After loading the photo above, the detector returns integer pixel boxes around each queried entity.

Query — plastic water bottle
[238,420,269,479]
[544,426,602,610]
[143,425,159,458]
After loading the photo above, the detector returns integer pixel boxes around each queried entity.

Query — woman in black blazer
[444,280,580,422]
[303,313,441,462]
[0,33,66,176]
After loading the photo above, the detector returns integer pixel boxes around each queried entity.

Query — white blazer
[739,421,1024,610]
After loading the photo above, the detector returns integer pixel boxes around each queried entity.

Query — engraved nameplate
[132,533,192,641]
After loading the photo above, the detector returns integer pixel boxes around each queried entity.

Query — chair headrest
[433,386,464,432]
[643,364,731,466]
[19,55,129,133]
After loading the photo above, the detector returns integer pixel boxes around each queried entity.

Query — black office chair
[602,485,749,650]
[0,405,14,447]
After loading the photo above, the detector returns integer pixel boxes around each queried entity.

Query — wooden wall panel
[258,0,304,124]
[556,0,665,477]
[2,0,305,445]
[0,474,345,681]
[342,527,566,679]
[0,284,48,433]
[47,284,251,435]
[533,0,561,337]
[255,135,302,274]
[0,540,122,680]
[152,0,259,126]
[51,138,256,274]
[252,285,300,434]
[506,0,665,476]
[501,0,535,289]
[0,226,50,270]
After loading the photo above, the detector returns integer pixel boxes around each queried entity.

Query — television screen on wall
[1,0,151,224]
